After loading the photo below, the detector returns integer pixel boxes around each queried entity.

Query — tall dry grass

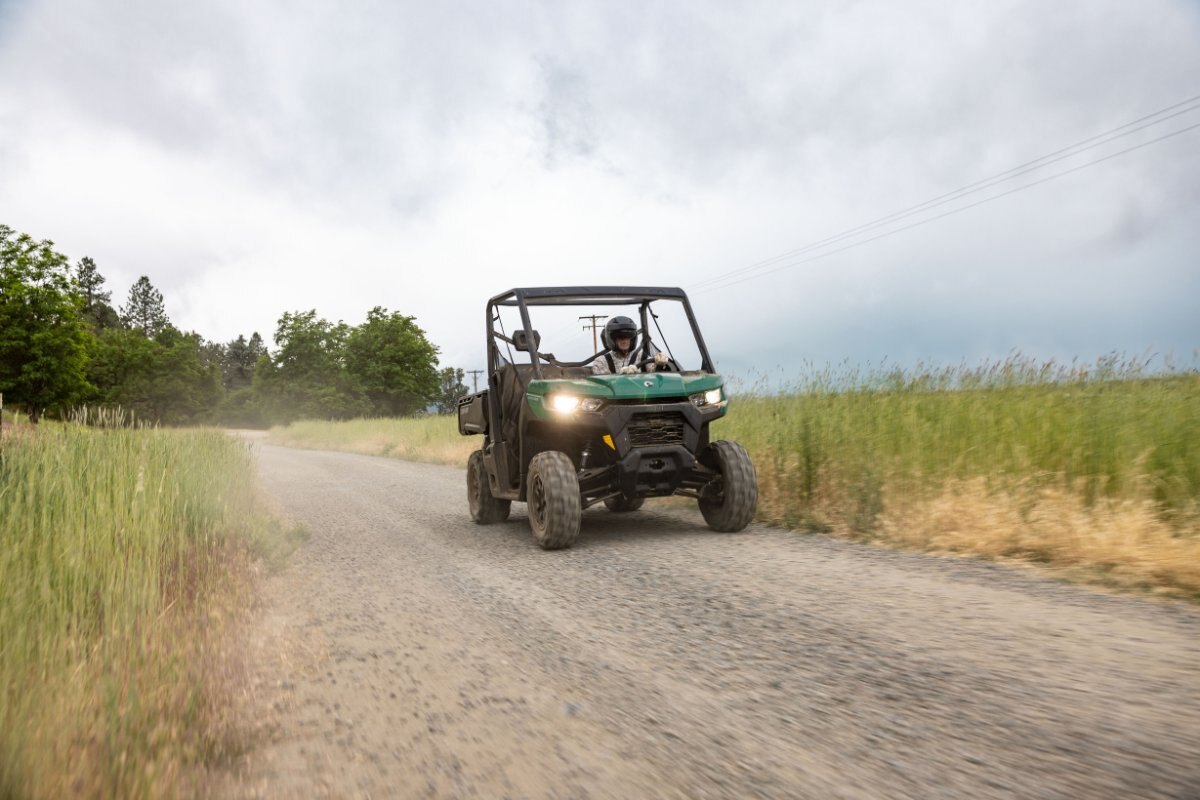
[0,412,291,797]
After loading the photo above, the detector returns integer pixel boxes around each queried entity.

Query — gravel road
[227,443,1200,799]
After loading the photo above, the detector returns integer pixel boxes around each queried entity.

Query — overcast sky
[1,0,1197,380]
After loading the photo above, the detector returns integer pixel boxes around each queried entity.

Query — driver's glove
[654,352,668,366]
[619,365,639,374]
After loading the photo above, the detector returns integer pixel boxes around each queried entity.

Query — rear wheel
[527,451,581,550]
[603,495,645,513]
[468,450,510,524]
[698,440,757,532]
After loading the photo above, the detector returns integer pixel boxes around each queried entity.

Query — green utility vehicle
[457,287,757,549]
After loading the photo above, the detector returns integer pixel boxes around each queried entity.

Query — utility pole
[579,314,608,352]
[467,369,485,393]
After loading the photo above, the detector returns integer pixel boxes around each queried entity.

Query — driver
[592,316,664,374]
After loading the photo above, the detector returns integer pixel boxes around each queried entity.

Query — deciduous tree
[345,307,440,417]
[435,367,469,414]
[255,310,368,422]
[87,326,222,425]
[0,225,92,422]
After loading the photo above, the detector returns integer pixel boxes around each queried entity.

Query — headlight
[689,388,725,408]
[549,394,581,414]
[548,395,603,414]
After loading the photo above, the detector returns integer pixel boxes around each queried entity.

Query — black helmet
[602,315,638,352]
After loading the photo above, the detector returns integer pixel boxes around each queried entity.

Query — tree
[87,326,222,425]
[0,225,92,422]
[212,332,271,427]
[345,307,440,417]
[197,336,225,375]
[74,256,120,330]
[254,310,368,422]
[435,367,468,414]
[221,332,268,391]
[214,383,267,428]
[146,329,222,423]
[121,275,170,336]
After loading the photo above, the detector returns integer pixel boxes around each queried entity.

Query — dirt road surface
[226,443,1200,799]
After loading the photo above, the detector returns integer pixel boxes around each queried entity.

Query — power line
[691,94,1200,290]
[690,93,1200,292]
[693,121,1200,295]
[466,369,484,393]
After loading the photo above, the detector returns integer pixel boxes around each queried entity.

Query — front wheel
[468,450,511,524]
[698,441,757,532]
[527,451,582,550]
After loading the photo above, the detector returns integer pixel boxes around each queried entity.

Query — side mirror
[512,329,541,352]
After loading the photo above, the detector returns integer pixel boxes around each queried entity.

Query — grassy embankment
[267,358,1200,597]
[0,413,302,798]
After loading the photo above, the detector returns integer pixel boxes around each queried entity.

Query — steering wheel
[635,355,681,372]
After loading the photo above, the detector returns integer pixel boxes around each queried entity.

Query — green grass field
[0,416,297,797]
[717,360,1200,595]
[266,357,1199,597]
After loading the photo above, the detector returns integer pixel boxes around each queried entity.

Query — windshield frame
[485,287,716,379]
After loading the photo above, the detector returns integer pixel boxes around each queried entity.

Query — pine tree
[221,332,269,390]
[75,256,119,329]
[120,275,170,337]
[248,332,267,362]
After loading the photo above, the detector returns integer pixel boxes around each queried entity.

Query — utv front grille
[628,413,686,447]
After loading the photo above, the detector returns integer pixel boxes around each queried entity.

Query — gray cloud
[0,0,1197,376]
[535,59,598,165]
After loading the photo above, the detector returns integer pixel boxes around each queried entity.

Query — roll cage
[485,286,717,378]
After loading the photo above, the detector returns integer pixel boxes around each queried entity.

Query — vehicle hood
[528,371,722,402]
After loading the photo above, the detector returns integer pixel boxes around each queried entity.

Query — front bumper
[568,400,723,505]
